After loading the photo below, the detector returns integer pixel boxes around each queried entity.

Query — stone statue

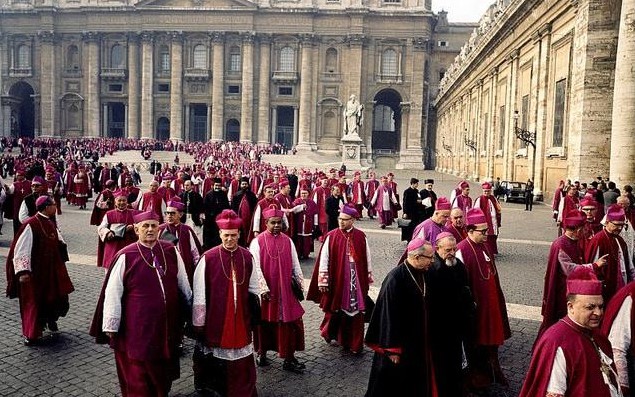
[343,94,363,136]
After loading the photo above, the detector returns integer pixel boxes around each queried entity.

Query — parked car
[500,181,527,203]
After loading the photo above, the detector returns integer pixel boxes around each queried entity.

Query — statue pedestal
[340,134,363,170]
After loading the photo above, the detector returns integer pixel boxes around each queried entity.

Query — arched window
[159,45,170,72]
[110,44,125,69]
[193,44,207,69]
[225,119,240,141]
[67,45,80,70]
[229,46,241,72]
[325,48,337,73]
[17,45,30,68]
[279,46,295,72]
[67,103,81,130]
[381,49,398,76]
[323,110,336,137]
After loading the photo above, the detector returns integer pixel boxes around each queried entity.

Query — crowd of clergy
[5,136,635,397]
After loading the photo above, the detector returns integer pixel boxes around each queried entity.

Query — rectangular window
[229,54,241,72]
[498,105,506,150]
[520,95,529,149]
[228,85,240,94]
[278,87,293,96]
[437,41,448,47]
[157,83,170,93]
[109,84,123,93]
[160,53,170,72]
[553,78,566,147]
[383,0,401,3]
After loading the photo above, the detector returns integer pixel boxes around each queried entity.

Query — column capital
[258,33,273,45]
[37,30,57,44]
[488,66,499,77]
[208,31,225,43]
[127,32,140,43]
[539,22,553,37]
[346,34,366,47]
[140,32,154,43]
[169,31,184,42]
[400,101,412,113]
[240,31,256,44]
[506,48,520,63]
[81,31,101,43]
[412,37,431,52]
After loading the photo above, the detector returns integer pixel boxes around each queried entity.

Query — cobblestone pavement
[0,151,554,396]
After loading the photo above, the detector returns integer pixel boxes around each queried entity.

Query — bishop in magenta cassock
[365,237,437,397]
[312,178,330,240]
[585,204,635,302]
[456,207,510,389]
[6,195,74,345]
[451,181,473,215]
[412,196,451,244]
[250,207,306,373]
[291,189,319,259]
[96,190,139,270]
[136,180,166,224]
[307,204,373,354]
[473,182,502,255]
[90,211,192,397]
[192,209,261,397]
[538,209,608,341]
[519,267,620,397]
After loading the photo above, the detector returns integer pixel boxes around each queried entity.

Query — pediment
[135,0,257,9]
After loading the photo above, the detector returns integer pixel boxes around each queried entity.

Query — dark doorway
[8,82,35,138]
[106,102,125,138]
[156,117,170,140]
[372,89,402,153]
[189,104,207,142]
[226,119,240,142]
[275,106,294,148]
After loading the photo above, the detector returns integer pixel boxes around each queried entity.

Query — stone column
[240,32,254,143]
[1,101,11,138]
[0,34,4,135]
[346,34,364,108]
[610,0,635,187]
[169,32,184,141]
[533,24,551,200]
[504,49,519,181]
[207,104,212,139]
[38,31,57,137]
[257,35,271,145]
[396,38,427,169]
[487,68,498,180]
[270,107,277,144]
[474,80,483,180]
[124,103,128,136]
[84,32,101,138]
[293,106,299,145]
[568,0,619,182]
[140,33,154,139]
[210,32,224,141]
[127,33,140,138]
[102,103,108,136]
[184,103,190,137]
[296,35,314,151]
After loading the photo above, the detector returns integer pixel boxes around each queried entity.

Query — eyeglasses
[609,222,625,228]
[338,217,353,221]
[416,254,434,260]
[164,211,176,215]
[474,228,489,235]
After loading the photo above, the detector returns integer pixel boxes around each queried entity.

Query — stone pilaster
[504,49,519,181]
[533,24,551,200]
[169,32,183,141]
[257,35,271,145]
[473,79,483,180]
[140,33,154,139]
[210,32,224,141]
[346,34,364,106]
[296,35,315,151]
[487,67,498,180]
[1,100,11,138]
[396,37,427,170]
[83,32,101,138]
[0,34,5,137]
[38,31,57,137]
[240,32,254,143]
[127,33,140,138]
[610,0,635,187]
[568,0,618,181]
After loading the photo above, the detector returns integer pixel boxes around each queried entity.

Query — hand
[388,354,400,365]
[319,286,329,293]
[261,292,271,301]
[402,214,409,219]
[107,231,115,240]
[594,254,609,268]
[18,273,31,283]
[106,332,116,339]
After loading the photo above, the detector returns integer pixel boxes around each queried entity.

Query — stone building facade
[0,0,470,169]
[432,0,635,200]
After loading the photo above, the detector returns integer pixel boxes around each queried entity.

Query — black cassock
[202,190,230,250]
[365,262,437,397]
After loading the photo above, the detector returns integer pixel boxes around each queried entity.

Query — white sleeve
[189,231,200,264]
[175,250,193,305]
[102,254,127,332]
[318,235,331,287]
[608,296,633,388]
[6,183,15,194]
[249,239,269,294]
[97,214,111,241]
[455,249,464,264]
[192,256,207,327]
[365,237,373,276]
[13,224,34,273]
[253,206,262,232]
[290,241,304,280]
[546,346,568,394]
[18,201,29,223]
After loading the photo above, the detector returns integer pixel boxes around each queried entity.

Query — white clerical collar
[37,212,50,219]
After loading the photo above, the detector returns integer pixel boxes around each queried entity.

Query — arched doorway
[8,82,35,138]
[156,117,170,141]
[372,89,402,153]
[225,119,240,142]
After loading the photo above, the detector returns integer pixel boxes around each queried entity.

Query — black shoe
[256,354,270,367]
[47,321,59,332]
[23,337,37,346]
[289,357,306,370]
[283,359,305,373]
